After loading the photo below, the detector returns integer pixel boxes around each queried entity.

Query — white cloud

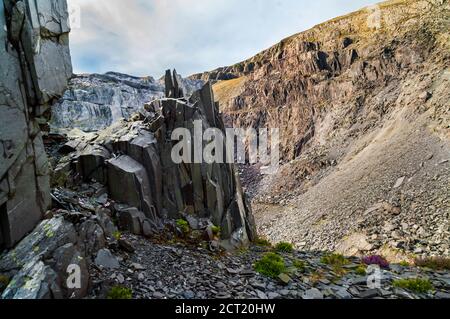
[69,0,377,77]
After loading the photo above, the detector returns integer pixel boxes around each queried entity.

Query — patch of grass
[107,285,132,299]
[393,278,434,294]
[0,275,10,290]
[176,219,190,234]
[321,253,349,266]
[309,271,325,286]
[211,225,221,236]
[355,265,367,276]
[293,259,306,272]
[414,257,450,271]
[254,237,272,247]
[113,231,122,241]
[399,261,410,267]
[275,242,294,253]
[254,253,286,278]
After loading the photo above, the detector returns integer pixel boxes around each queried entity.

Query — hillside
[193,0,450,260]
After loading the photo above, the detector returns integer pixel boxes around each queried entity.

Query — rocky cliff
[195,0,450,258]
[54,70,256,249]
[51,72,204,133]
[0,0,72,248]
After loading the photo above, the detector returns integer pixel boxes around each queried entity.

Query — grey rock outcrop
[51,72,204,133]
[0,0,72,249]
[61,71,256,248]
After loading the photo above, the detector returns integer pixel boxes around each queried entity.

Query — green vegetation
[399,261,410,267]
[107,286,132,299]
[275,242,294,253]
[321,253,349,266]
[113,231,122,241]
[355,264,367,276]
[414,257,450,271]
[211,225,221,236]
[0,275,10,288]
[176,219,190,234]
[254,253,287,278]
[293,259,306,272]
[393,278,434,294]
[254,237,272,247]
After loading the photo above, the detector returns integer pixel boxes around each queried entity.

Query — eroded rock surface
[51,72,204,133]
[55,71,256,249]
[0,0,72,248]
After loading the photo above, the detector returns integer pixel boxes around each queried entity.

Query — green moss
[415,257,450,270]
[254,253,286,278]
[0,275,10,287]
[254,237,272,247]
[113,231,122,241]
[293,259,306,272]
[107,286,133,299]
[393,278,433,294]
[321,253,349,266]
[399,261,410,267]
[275,242,294,253]
[355,265,367,276]
[176,219,190,234]
[211,225,221,236]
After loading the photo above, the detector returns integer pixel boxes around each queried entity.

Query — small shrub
[414,257,450,270]
[211,225,221,236]
[0,275,10,292]
[107,285,132,299]
[293,259,306,271]
[362,255,390,269]
[254,237,272,247]
[176,219,190,234]
[355,265,367,276]
[254,253,286,278]
[321,253,349,266]
[113,231,122,241]
[275,242,294,253]
[399,261,410,267]
[393,278,433,293]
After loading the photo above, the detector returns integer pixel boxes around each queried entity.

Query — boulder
[107,155,153,216]
[0,217,77,273]
[117,207,145,235]
[94,249,119,269]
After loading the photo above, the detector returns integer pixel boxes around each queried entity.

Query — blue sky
[68,0,378,78]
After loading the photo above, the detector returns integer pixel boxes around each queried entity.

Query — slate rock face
[0,0,72,248]
[51,72,205,133]
[65,71,257,248]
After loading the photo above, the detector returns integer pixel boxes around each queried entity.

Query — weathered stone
[95,249,119,269]
[1,258,62,299]
[107,155,153,216]
[51,243,89,298]
[0,0,72,248]
[117,207,145,235]
[0,217,77,273]
[78,219,107,258]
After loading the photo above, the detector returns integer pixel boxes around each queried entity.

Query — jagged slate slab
[107,155,154,217]
[0,217,77,273]
[1,257,62,299]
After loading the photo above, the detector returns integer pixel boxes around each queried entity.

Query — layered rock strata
[55,71,256,248]
[0,0,72,248]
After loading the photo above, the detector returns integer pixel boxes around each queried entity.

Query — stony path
[89,234,450,299]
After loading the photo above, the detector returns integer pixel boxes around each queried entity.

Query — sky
[68,0,378,78]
